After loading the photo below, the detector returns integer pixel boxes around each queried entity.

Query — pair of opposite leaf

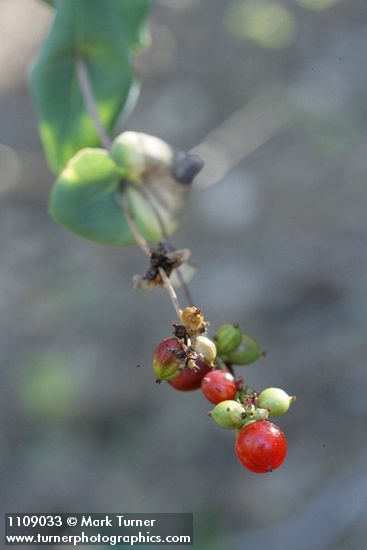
[50,131,204,246]
[50,132,204,287]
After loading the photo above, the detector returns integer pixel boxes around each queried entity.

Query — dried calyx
[133,242,191,290]
[181,306,209,336]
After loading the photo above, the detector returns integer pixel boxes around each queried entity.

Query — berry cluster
[153,307,295,474]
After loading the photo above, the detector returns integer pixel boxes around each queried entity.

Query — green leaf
[49,144,182,247]
[112,0,151,51]
[29,0,150,173]
[49,132,204,247]
[111,131,198,240]
[49,148,136,246]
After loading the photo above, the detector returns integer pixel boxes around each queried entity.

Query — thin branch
[136,185,195,306]
[166,247,194,306]
[116,192,151,256]
[76,55,190,317]
[158,267,182,320]
[117,191,183,321]
[76,55,113,152]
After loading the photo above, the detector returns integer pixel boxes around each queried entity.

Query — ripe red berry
[168,358,212,391]
[235,420,287,474]
[152,337,185,381]
[201,370,238,404]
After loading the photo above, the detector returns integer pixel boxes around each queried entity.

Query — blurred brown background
[1,0,367,548]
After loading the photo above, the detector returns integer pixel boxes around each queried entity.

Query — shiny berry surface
[168,359,212,391]
[235,421,287,473]
[201,370,237,404]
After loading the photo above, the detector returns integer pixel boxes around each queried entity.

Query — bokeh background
[1,0,367,548]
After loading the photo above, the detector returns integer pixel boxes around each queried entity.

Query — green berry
[257,387,295,417]
[214,324,242,355]
[210,400,247,429]
[223,334,262,365]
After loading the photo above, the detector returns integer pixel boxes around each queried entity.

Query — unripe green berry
[214,324,242,355]
[257,387,295,417]
[223,334,262,365]
[210,400,247,429]
[192,335,217,363]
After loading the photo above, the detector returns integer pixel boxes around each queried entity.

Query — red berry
[201,370,237,404]
[235,420,287,473]
[152,337,185,381]
[168,359,212,391]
